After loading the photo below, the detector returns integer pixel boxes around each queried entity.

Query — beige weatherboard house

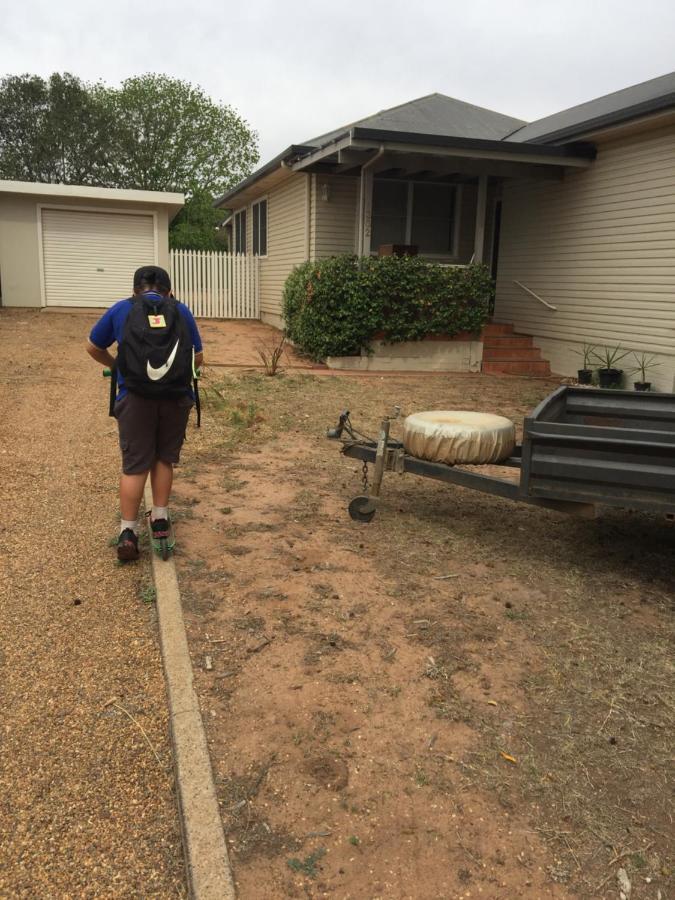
[0,181,184,309]
[217,71,675,390]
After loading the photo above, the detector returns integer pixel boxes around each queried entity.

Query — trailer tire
[403,411,516,465]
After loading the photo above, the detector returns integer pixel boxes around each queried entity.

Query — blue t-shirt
[90,292,203,399]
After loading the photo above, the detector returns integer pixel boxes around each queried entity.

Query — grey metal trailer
[327,386,675,522]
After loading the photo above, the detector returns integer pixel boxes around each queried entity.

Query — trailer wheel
[348,496,377,523]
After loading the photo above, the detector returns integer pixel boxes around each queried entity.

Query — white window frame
[251,196,268,258]
[370,179,461,260]
[233,208,247,254]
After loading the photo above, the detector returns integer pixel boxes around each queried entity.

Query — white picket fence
[169,249,260,319]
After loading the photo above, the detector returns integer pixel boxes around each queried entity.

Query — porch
[290,126,594,269]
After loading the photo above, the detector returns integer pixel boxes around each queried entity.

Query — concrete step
[482,346,542,361]
[483,359,551,376]
[482,323,514,336]
[482,335,534,349]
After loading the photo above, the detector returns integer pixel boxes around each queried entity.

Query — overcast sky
[2,0,675,164]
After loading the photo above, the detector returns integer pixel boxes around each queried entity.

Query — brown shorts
[114,392,194,475]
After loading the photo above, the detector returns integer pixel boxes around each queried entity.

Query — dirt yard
[168,330,674,900]
[0,310,185,897]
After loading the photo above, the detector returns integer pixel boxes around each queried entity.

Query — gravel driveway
[0,309,185,897]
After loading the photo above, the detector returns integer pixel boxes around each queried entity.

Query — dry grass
[177,366,674,898]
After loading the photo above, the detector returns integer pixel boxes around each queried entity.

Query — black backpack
[109,294,201,424]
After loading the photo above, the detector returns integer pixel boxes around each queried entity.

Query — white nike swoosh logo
[147,341,179,381]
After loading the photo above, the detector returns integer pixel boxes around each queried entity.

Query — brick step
[483,360,551,376]
[482,335,533,349]
[481,323,514,336]
[482,347,542,361]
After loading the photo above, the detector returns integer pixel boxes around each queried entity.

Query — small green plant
[414,766,430,786]
[230,401,258,429]
[286,847,326,878]
[257,334,287,376]
[572,342,597,370]
[591,345,630,370]
[629,351,660,382]
[348,835,360,846]
[139,583,156,604]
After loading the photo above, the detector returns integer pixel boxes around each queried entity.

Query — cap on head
[133,265,172,292]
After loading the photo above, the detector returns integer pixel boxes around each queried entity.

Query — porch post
[473,174,488,263]
[361,167,374,256]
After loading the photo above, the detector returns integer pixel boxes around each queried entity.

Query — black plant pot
[598,368,623,388]
[577,368,593,384]
[634,381,651,392]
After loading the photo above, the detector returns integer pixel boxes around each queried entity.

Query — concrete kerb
[143,483,235,900]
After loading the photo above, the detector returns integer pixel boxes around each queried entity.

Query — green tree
[103,74,259,195]
[0,73,112,184]
[169,189,229,251]
[0,72,259,201]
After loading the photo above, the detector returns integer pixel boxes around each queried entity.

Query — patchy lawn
[173,365,674,900]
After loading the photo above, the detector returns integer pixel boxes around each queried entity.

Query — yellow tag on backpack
[148,314,166,328]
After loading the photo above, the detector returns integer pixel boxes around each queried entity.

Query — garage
[41,209,156,307]
[0,181,184,309]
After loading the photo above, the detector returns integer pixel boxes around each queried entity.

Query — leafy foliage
[0,72,258,197]
[100,74,259,195]
[0,73,113,184]
[169,189,229,251]
[283,255,494,361]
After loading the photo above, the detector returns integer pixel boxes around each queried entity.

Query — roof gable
[303,92,526,148]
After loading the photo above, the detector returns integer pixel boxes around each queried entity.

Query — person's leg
[120,471,149,521]
[150,459,173,508]
[114,393,159,559]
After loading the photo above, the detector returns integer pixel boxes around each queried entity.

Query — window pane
[259,200,267,255]
[411,184,455,254]
[237,210,246,253]
[371,180,407,251]
[252,204,259,255]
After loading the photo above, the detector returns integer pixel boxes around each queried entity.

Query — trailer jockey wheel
[348,495,377,523]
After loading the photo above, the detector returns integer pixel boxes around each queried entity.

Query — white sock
[120,519,139,535]
[152,506,169,521]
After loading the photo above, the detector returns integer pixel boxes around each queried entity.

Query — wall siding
[313,175,359,257]
[494,124,675,391]
[258,174,308,323]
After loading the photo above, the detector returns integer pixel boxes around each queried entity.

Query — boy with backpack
[86,265,203,561]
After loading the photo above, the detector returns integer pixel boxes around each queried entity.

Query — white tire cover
[403,411,516,465]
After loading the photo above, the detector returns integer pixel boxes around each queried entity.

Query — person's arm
[181,304,204,370]
[86,339,116,368]
[87,308,117,368]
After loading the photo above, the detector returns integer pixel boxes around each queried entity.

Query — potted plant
[573,342,597,384]
[629,351,660,392]
[592,345,630,388]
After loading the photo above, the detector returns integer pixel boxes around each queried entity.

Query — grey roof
[303,92,526,148]
[506,70,675,144]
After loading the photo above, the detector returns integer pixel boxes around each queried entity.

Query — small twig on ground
[607,840,653,867]
[103,698,165,768]
[247,636,273,654]
[597,697,615,734]
[433,574,460,580]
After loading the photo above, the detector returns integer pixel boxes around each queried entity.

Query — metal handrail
[513,280,557,311]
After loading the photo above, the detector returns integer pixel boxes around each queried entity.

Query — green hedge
[282,255,494,361]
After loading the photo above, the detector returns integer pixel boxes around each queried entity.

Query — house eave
[214,145,316,208]
[291,127,595,173]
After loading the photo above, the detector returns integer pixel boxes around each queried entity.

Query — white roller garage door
[41,208,156,307]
